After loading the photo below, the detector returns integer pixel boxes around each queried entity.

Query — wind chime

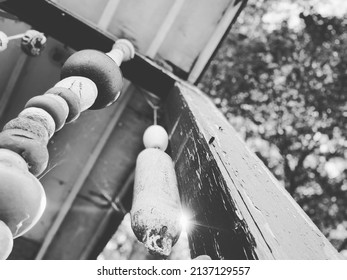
[0,35,136,259]
[0,30,184,259]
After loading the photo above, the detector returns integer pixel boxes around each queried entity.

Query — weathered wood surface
[0,0,178,96]
[2,0,339,260]
[165,83,343,260]
[0,0,246,81]
[187,0,246,83]
[50,0,245,76]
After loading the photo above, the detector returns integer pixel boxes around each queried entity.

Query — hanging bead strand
[0,39,135,259]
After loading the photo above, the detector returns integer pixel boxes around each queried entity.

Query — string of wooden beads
[130,96,182,258]
[0,39,135,259]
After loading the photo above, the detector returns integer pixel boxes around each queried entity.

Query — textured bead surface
[131,148,181,257]
[44,86,81,122]
[21,30,46,56]
[61,50,123,110]
[25,94,69,131]
[19,107,56,138]
[54,77,97,112]
[0,148,28,171]
[0,163,46,238]
[0,129,49,176]
[143,125,169,151]
[0,221,13,260]
[4,117,49,144]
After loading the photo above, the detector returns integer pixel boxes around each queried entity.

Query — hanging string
[7,33,26,41]
[153,107,157,125]
[140,88,160,125]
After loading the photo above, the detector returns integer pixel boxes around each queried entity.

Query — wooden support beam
[188,0,246,83]
[79,170,135,260]
[145,0,185,58]
[165,82,343,260]
[0,0,177,93]
[97,0,121,30]
[0,53,27,120]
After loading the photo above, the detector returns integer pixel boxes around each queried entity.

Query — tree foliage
[199,0,347,251]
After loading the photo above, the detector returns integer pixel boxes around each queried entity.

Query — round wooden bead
[0,148,28,171]
[0,129,49,176]
[4,117,49,144]
[54,77,97,112]
[143,125,169,151]
[0,163,46,238]
[19,107,56,138]
[44,86,81,122]
[25,94,69,131]
[61,49,123,110]
[0,221,13,260]
[0,31,8,52]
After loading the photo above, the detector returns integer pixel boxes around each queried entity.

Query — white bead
[107,39,135,66]
[19,107,56,139]
[55,76,98,111]
[143,125,169,151]
[0,31,9,52]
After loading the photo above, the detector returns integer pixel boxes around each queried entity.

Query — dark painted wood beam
[165,82,343,260]
[0,0,176,97]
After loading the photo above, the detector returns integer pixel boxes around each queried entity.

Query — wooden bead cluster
[0,30,47,55]
[0,39,135,259]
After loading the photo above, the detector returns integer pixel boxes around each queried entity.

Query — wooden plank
[79,171,135,259]
[0,0,178,93]
[50,0,110,25]
[107,0,174,53]
[188,0,245,83]
[165,82,343,260]
[97,0,121,30]
[0,53,27,120]
[0,0,115,51]
[1,0,246,80]
[157,0,233,73]
[145,0,185,58]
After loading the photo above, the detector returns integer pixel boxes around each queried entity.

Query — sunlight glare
[180,210,193,233]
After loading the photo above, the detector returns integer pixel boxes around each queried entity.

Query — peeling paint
[165,84,342,260]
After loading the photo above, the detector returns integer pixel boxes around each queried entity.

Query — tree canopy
[199,0,347,253]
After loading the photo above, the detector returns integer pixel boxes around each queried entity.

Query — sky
[263,0,347,30]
